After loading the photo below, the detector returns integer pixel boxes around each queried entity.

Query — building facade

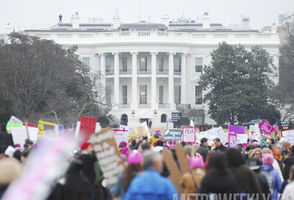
[24,14,280,128]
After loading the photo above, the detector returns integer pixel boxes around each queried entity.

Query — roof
[119,23,166,31]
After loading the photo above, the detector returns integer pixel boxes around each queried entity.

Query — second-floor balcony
[119,68,132,75]
[137,68,151,74]
[157,69,168,75]
[106,69,114,75]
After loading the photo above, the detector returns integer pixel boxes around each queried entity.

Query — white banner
[198,127,227,144]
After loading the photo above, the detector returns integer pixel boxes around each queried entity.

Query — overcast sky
[0,0,293,33]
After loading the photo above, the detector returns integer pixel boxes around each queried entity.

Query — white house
[23,13,280,128]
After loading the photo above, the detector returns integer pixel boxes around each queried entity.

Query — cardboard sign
[228,133,237,147]
[182,127,196,143]
[6,122,23,132]
[198,127,227,144]
[38,120,57,137]
[134,122,150,139]
[237,134,249,144]
[228,125,245,134]
[11,126,38,147]
[3,135,75,200]
[113,129,128,146]
[90,129,124,185]
[259,120,273,136]
[80,116,97,138]
[283,130,294,145]
[164,130,182,141]
[249,124,261,142]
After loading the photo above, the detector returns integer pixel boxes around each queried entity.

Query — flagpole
[25,121,30,140]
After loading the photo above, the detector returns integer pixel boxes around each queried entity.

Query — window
[122,85,127,104]
[174,85,181,104]
[195,86,202,104]
[122,57,128,72]
[174,57,181,72]
[159,57,164,72]
[140,57,147,71]
[105,57,112,72]
[195,57,203,72]
[82,57,90,68]
[140,85,147,104]
[161,114,167,123]
[159,85,164,104]
[106,85,112,104]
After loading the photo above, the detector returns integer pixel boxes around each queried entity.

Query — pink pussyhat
[189,156,204,169]
[127,151,143,164]
[262,153,274,166]
[121,147,129,155]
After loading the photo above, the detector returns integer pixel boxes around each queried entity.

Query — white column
[181,53,186,104]
[113,52,119,108]
[131,52,138,109]
[151,52,158,110]
[169,52,175,109]
[100,53,106,102]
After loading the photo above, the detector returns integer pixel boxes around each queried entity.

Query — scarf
[272,150,283,161]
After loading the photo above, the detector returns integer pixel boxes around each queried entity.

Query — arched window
[120,114,128,125]
[161,114,167,123]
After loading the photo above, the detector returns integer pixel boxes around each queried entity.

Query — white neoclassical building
[23,14,280,128]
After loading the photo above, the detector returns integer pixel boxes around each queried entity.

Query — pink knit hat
[121,147,129,155]
[127,151,143,164]
[262,153,274,166]
[189,156,204,169]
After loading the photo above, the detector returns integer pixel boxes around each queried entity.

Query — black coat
[214,145,227,152]
[197,144,209,161]
[284,153,294,180]
[0,130,14,153]
[199,168,238,197]
[79,153,97,185]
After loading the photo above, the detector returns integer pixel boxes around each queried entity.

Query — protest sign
[90,129,124,185]
[8,115,22,124]
[11,126,38,147]
[259,120,273,136]
[228,133,237,147]
[237,134,249,144]
[164,130,182,141]
[80,116,97,137]
[249,124,261,142]
[3,135,75,200]
[228,125,245,134]
[182,127,196,143]
[134,122,150,139]
[113,129,128,146]
[6,121,23,132]
[198,127,227,144]
[38,120,57,137]
[283,130,294,145]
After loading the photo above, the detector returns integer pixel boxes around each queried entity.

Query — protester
[226,148,263,199]
[282,165,294,200]
[261,153,282,200]
[282,142,291,157]
[272,144,284,176]
[138,142,151,152]
[249,148,262,159]
[262,148,284,182]
[213,138,227,152]
[108,151,143,198]
[180,155,205,200]
[0,123,14,154]
[196,138,209,161]
[0,158,22,198]
[153,140,164,152]
[184,145,195,158]
[198,151,238,198]
[124,150,179,200]
[284,146,294,180]
[246,158,271,198]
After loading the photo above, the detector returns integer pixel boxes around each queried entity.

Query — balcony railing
[137,68,151,74]
[105,69,114,75]
[118,104,131,109]
[138,103,151,108]
[174,70,181,75]
[119,69,132,74]
[157,69,168,75]
[158,103,170,109]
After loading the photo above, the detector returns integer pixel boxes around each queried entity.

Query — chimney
[112,9,120,29]
[71,12,80,29]
[202,12,210,29]
[241,17,250,29]
[161,14,170,26]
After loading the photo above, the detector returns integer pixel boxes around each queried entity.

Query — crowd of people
[1,122,294,200]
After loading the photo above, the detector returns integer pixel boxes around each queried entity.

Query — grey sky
[0,0,293,33]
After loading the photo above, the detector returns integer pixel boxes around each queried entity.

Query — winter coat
[282,181,294,200]
[0,131,14,153]
[198,168,238,198]
[180,168,205,200]
[261,164,283,200]
[197,144,209,161]
[284,153,294,180]
[124,168,179,200]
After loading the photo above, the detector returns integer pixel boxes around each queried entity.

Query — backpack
[261,168,274,194]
